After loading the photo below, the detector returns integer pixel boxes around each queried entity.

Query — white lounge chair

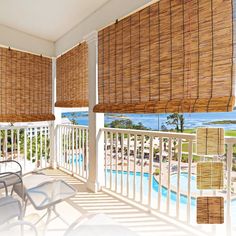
[64,213,138,236]
[0,165,37,236]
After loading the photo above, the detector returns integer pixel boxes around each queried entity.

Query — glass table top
[26,179,76,210]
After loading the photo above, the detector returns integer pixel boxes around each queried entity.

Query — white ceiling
[0,0,110,42]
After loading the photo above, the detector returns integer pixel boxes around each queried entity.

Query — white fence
[0,124,50,172]
[57,124,89,180]
[102,127,236,235]
[1,123,235,235]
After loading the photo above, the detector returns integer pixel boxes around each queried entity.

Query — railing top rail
[57,124,89,129]
[225,136,236,144]
[0,124,49,130]
[102,127,236,144]
[101,127,196,140]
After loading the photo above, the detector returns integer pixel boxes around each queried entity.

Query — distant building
[0,118,72,137]
[61,117,72,125]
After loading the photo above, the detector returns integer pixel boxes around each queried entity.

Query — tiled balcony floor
[18,169,204,236]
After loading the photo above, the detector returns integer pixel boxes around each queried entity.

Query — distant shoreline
[206,120,236,125]
[63,112,236,133]
[106,114,128,119]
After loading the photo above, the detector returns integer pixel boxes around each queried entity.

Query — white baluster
[158,137,163,211]
[176,138,182,219]
[141,135,144,203]
[148,136,154,208]
[133,134,137,201]
[187,139,193,224]
[127,133,131,198]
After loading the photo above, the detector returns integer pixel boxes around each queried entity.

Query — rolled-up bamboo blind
[94,0,235,113]
[0,47,54,122]
[56,42,88,107]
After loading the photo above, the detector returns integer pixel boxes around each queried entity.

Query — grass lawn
[224,130,236,137]
[182,129,236,157]
[182,142,196,153]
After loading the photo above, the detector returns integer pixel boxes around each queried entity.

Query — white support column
[84,31,104,192]
[50,57,61,169]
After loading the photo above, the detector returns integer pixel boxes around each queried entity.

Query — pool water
[106,170,196,205]
[170,172,199,193]
[69,154,83,164]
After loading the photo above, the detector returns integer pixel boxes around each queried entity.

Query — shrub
[181,154,200,163]
[153,168,160,175]
[232,164,236,172]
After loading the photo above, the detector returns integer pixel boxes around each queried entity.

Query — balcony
[1,123,235,236]
[0,0,235,235]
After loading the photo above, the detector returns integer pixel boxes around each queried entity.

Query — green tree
[0,129,18,158]
[19,131,50,164]
[166,113,185,132]
[109,119,149,130]
[71,119,78,125]
[179,115,185,133]
[69,113,79,125]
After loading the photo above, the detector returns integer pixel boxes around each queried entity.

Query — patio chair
[0,160,23,195]
[0,171,37,236]
[13,171,76,229]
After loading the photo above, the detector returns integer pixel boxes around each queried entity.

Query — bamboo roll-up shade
[197,197,224,224]
[56,42,88,107]
[0,47,54,122]
[196,128,225,156]
[197,162,224,189]
[94,0,235,113]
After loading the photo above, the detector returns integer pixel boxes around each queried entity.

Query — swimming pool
[105,170,236,224]
[106,170,196,205]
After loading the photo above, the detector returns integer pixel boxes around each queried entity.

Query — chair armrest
[0,171,23,184]
[64,213,97,236]
[0,172,23,199]
[0,160,22,175]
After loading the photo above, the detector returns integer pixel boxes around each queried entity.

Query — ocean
[63,110,236,131]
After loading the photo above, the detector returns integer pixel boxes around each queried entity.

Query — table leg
[45,207,52,226]
[52,207,69,225]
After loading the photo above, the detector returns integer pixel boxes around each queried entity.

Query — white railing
[57,124,89,180]
[0,124,50,172]
[2,123,234,234]
[102,127,236,235]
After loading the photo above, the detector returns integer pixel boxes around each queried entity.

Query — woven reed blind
[0,47,54,122]
[94,0,235,113]
[56,42,88,107]
[197,162,224,190]
[196,128,225,156]
[197,197,224,224]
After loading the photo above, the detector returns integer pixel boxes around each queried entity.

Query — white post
[50,57,61,168]
[84,31,104,192]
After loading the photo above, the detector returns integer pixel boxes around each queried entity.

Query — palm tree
[179,115,185,133]
[71,113,78,123]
